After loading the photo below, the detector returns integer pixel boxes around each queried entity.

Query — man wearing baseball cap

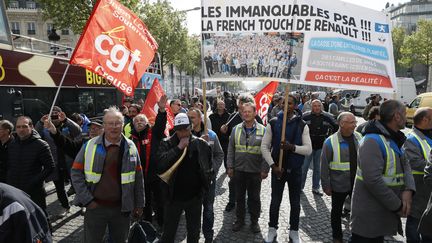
[157,113,213,243]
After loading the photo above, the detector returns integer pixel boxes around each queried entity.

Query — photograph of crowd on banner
[201,0,396,93]
[202,32,302,82]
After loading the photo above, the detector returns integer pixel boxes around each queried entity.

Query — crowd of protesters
[0,88,432,243]
[204,34,298,78]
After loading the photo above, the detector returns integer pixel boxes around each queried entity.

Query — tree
[172,35,200,96]
[391,26,406,75]
[37,0,190,79]
[400,19,432,90]
[184,36,202,93]
[36,0,141,34]
[140,1,188,78]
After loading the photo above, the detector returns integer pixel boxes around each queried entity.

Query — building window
[27,22,36,35]
[26,1,36,9]
[9,1,19,8]
[61,29,69,35]
[11,22,20,34]
[47,23,53,35]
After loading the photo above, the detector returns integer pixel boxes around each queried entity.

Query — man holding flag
[67,0,157,242]
[261,95,312,243]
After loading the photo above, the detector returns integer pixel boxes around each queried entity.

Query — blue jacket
[270,111,306,169]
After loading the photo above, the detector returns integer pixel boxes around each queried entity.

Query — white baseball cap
[174,113,191,131]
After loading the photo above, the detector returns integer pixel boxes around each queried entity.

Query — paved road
[47,116,409,242]
[48,171,405,243]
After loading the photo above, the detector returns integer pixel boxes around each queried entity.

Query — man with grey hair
[351,100,416,242]
[403,107,432,242]
[0,120,14,183]
[130,95,167,227]
[71,107,144,243]
[320,112,361,243]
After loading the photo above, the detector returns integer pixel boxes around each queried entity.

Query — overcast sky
[168,0,405,35]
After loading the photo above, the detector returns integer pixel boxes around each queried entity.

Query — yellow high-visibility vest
[234,123,265,155]
[84,137,137,185]
[409,132,431,175]
[356,135,405,187]
[329,132,362,171]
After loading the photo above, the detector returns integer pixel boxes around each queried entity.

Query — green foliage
[140,1,188,69]
[399,19,432,68]
[175,36,201,76]
[36,0,141,34]
[391,26,405,72]
[36,0,200,80]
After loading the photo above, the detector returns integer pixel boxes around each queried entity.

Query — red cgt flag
[255,81,279,125]
[141,79,174,135]
[70,0,158,96]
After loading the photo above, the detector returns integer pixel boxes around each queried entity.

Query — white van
[343,77,416,116]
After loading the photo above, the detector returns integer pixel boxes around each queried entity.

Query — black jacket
[6,130,55,193]
[50,131,84,159]
[302,111,338,150]
[131,111,166,181]
[0,183,52,243]
[209,110,230,147]
[0,136,13,183]
[35,118,81,182]
[157,134,212,201]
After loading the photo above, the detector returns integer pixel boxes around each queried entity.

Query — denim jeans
[161,197,202,243]
[234,171,262,223]
[202,178,216,240]
[301,149,322,190]
[405,215,430,243]
[331,191,351,240]
[84,206,130,243]
[269,167,302,230]
[350,233,384,243]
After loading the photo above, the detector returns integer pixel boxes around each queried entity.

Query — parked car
[406,92,432,126]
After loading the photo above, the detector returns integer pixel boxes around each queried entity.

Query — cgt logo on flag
[375,23,389,33]
[70,0,158,96]
[254,81,279,125]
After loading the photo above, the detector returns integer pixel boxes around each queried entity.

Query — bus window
[0,1,11,45]
[22,98,50,122]
[78,90,95,117]
[95,90,116,116]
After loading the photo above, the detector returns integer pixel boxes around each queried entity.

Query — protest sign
[201,0,396,93]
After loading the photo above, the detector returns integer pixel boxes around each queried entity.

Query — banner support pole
[203,81,208,135]
[278,83,290,171]
[48,63,70,117]
[200,1,208,136]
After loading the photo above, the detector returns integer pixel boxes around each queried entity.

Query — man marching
[261,95,312,243]
[320,112,362,243]
[227,102,269,233]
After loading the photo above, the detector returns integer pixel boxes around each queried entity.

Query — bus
[0,1,158,123]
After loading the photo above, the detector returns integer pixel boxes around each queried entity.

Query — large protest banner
[201,0,396,93]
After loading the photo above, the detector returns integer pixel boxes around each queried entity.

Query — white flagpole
[48,63,70,116]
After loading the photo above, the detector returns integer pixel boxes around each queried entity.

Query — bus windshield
[0,1,11,44]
